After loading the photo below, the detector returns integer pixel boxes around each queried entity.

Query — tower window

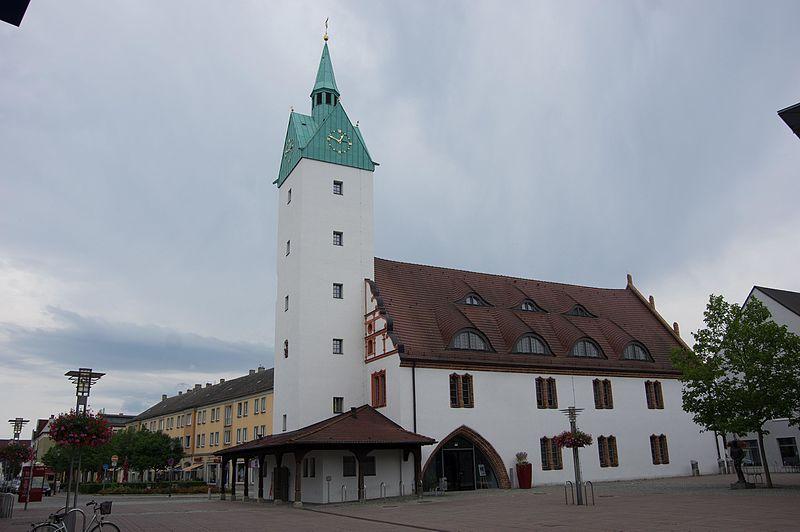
[286,240,290,256]
[283,339,288,358]
[333,283,343,299]
[326,92,332,104]
[333,397,344,414]
[284,295,289,312]
[333,95,338,106]
[287,188,292,204]
[333,180,343,195]
[282,414,286,432]
[316,93,322,106]
[333,231,343,246]
[333,338,343,354]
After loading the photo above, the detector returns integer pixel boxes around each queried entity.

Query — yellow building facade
[130,367,273,483]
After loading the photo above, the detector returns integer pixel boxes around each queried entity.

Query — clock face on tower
[283,138,294,159]
[326,129,353,155]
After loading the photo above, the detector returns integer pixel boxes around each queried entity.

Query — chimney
[178,391,182,395]
[194,383,201,390]
[206,382,212,388]
[350,407,357,418]
[626,273,633,286]
[648,295,655,308]
[673,322,680,335]
[162,394,167,401]
[249,369,255,375]
[257,366,265,372]
[219,378,225,384]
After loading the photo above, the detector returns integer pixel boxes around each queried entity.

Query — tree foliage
[672,294,800,487]
[0,442,34,479]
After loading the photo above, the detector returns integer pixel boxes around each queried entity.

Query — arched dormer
[517,299,545,312]
[570,338,604,358]
[449,329,492,351]
[512,333,551,355]
[459,293,489,307]
[565,304,595,318]
[622,341,652,361]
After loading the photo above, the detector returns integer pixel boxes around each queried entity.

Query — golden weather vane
[324,18,329,41]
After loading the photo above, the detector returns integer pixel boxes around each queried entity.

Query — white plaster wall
[409,368,719,485]
[273,158,375,432]
[749,289,800,334]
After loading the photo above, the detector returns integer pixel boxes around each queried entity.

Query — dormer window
[571,339,602,358]
[513,334,550,355]
[450,329,490,351]
[461,293,488,306]
[623,342,652,361]
[566,305,595,318]
[519,300,544,312]
[316,93,322,106]
[326,93,332,104]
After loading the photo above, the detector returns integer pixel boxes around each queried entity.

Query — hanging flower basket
[553,430,593,448]
[0,442,34,464]
[50,410,112,448]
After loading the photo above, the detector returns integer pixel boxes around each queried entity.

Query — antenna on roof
[323,18,329,41]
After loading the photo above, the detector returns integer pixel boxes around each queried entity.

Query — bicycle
[30,500,120,531]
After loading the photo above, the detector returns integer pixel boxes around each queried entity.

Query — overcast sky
[1,1,798,438]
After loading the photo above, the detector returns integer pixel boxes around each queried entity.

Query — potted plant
[515,452,532,489]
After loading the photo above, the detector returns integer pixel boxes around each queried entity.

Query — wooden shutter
[645,381,655,409]
[609,436,618,467]
[547,378,558,408]
[604,380,614,409]
[593,379,602,408]
[654,381,664,409]
[450,374,461,408]
[462,374,474,407]
[650,434,661,464]
[553,440,563,470]
[535,378,544,408]
[598,436,608,467]
[540,437,551,470]
[380,372,386,407]
[659,435,669,464]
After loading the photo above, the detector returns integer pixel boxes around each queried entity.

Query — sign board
[18,465,46,503]
[477,464,486,478]
[103,464,109,471]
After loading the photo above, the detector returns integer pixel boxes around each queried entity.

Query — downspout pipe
[412,362,417,433]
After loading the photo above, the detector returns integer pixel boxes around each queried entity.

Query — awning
[181,463,204,472]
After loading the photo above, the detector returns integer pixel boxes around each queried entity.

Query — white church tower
[272,36,377,432]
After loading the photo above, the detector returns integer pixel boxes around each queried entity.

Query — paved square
[2,474,798,531]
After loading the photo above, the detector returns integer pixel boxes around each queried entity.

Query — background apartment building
[130,367,274,483]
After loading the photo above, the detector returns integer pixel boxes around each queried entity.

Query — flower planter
[516,463,532,489]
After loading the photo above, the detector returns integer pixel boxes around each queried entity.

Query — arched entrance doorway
[422,426,511,490]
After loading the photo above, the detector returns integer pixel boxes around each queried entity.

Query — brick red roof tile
[374,258,685,377]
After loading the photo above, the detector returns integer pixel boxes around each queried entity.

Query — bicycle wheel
[31,524,59,531]
[88,522,120,532]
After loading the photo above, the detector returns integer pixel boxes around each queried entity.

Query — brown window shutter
[548,378,558,408]
[609,436,618,467]
[553,440,563,470]
[604,380,614,409]
[645,381,655,409]
[654,381,664,409]
[598,436,607,467]
[535,378,544,408]
[593,379,602,408]
[660,435,669,464]
[650,434,660,464]
[540,438,551,470]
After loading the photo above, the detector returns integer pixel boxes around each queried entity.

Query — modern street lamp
[63,368,105,512]
[560,406,585,506]
[8,417,29,441]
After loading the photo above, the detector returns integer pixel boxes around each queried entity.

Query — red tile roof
[373,258,686,377]
[215,405,435,455]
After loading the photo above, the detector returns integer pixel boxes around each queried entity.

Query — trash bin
[0,493,14,518]
[691,460,700,476]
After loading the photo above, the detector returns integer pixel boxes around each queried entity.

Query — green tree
[672,295,800,488]
[128,429,184,476]
[0,442,33,479]
[41,445,74,474]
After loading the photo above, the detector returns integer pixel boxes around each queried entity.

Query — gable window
[371,370,387,408]
[333,396,344,414]
[462,293,487,306]
[566,305,594,317]
[623,342,651,361]
[598,435,619,467]
[333,180,343,195]
[333,231,343,246]
[333,283,343,299]
[286,240,290,256]
[650,434,669,464]
[514,334,549,355]
[645,380,664,409]
[449,373,474,408]
[535,377,558,409]
[571,339,602,358]
[284,339,289,358]
[333,338,343,355]
[540,437,563,470]
[519,300,544,312]
[593,379,614,409]
[450,329,489,351]
[287,188,292,204]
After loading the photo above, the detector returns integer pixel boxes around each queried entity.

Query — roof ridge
[375,257,625,292]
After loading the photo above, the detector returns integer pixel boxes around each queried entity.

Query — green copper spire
[312,42,339,96]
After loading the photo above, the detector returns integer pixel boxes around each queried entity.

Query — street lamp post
[8,418,31,510]
[560,406,585,506]
[63,368,104,512]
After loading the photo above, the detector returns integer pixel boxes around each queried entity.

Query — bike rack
[564,481,574,505]
[399,481,404,497]
[584,481,595,506]
[564,481,595,506]
[341,484,347,502]
[380,482,387,499]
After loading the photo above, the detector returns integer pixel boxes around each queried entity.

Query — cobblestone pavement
[1,474,798,531]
